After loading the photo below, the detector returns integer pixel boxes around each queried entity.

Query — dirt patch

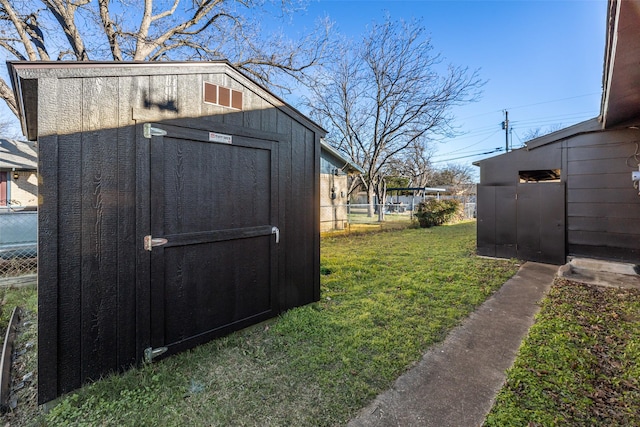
[1,306,41,427]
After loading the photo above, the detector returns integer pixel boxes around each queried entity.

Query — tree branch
[0,79,18,118]
[97,0,122,60]
[0,39,26,60]
[0,0,39,60]
[43,0,89,60]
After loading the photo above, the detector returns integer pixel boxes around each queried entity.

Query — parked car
[0,208,37,259]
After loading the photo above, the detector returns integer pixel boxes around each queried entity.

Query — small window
[519,169,561,183]
[203,82,243,110]
[218,86,230,106]
[231,90,243,110]
[203,82,217,104]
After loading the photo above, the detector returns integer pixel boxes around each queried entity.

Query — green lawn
[0,284,37,346]
[29,221,518,426]
[485,278,640,426]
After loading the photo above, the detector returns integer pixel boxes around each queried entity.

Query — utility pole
[502,110,509,152]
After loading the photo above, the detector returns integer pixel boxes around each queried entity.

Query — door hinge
[143,123,167,139]
[271,226,280,244]
[144,346,168,363]
[144,235,168,251]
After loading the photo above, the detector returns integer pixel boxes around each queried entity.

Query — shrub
[414,199,460,228]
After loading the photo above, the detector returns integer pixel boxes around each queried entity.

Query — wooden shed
[8,61,324,404]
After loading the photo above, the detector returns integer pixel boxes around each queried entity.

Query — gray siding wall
[478,143,561,186]
[565,129,640,262]
[478,127,640,264]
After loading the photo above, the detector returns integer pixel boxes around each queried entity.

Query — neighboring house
[476,0,640,265]
[0,138,37,209]
[320,141,363,231]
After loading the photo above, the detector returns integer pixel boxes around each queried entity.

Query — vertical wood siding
[32,64,322,403]
[56,77,83,394]
[37,78,60,402]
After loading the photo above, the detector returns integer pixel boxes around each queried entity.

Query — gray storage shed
[476,0,640,266]
[9,61,324,404]
[476,119,640,265]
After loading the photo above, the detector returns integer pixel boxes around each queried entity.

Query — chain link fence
[321,200,476,233]
[0,209,37,279]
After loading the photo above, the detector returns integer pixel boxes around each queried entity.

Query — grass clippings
[485,278,640,426]
[4,222,520,426]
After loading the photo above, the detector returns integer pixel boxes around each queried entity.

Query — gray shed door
[147,123,279,358]
[515,183,565,264]
[477,183,565,264]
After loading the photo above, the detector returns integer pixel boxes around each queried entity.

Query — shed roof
[0,138,37,170]
[523,117,603,151]
[8,60,326,141]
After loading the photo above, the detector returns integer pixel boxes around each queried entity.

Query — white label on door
[209,132,233,144]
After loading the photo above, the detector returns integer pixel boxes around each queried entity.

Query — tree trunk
[367,185,375,218]
[377,180,386,222]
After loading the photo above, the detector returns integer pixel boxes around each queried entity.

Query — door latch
[144,346,168,363]
[144,235,168,251]
[271,226,280,244]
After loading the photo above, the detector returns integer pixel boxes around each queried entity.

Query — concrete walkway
[348,262,558,427]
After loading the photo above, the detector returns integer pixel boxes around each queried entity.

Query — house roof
[0,138,37,170]
[524,117,603,151]
[320,140,365,174]
[600,0,640,128]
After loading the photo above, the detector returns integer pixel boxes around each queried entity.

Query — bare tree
[0,0,333,120]
[431,163,474,195]
[522,124,564,143]
[0,111,18,137]
[307,16,483,217]
[386,141,436,189]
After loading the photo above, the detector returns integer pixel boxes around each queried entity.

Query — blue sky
[290,0,607,174]
[1,0,607,178]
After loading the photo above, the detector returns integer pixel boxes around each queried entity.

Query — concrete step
[558,257,640,290]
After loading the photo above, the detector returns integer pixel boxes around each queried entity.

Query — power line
[443,111,595,145]
[511,112,595,127]
[503,92,601,111]
[434,129,501,157]
[432,146,504,158]
[432,147,504,163]
[455,92,600,121]
[436,99,598,160]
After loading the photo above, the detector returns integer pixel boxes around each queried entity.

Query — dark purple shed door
[147,124,279,358]
[477,183,565,264]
